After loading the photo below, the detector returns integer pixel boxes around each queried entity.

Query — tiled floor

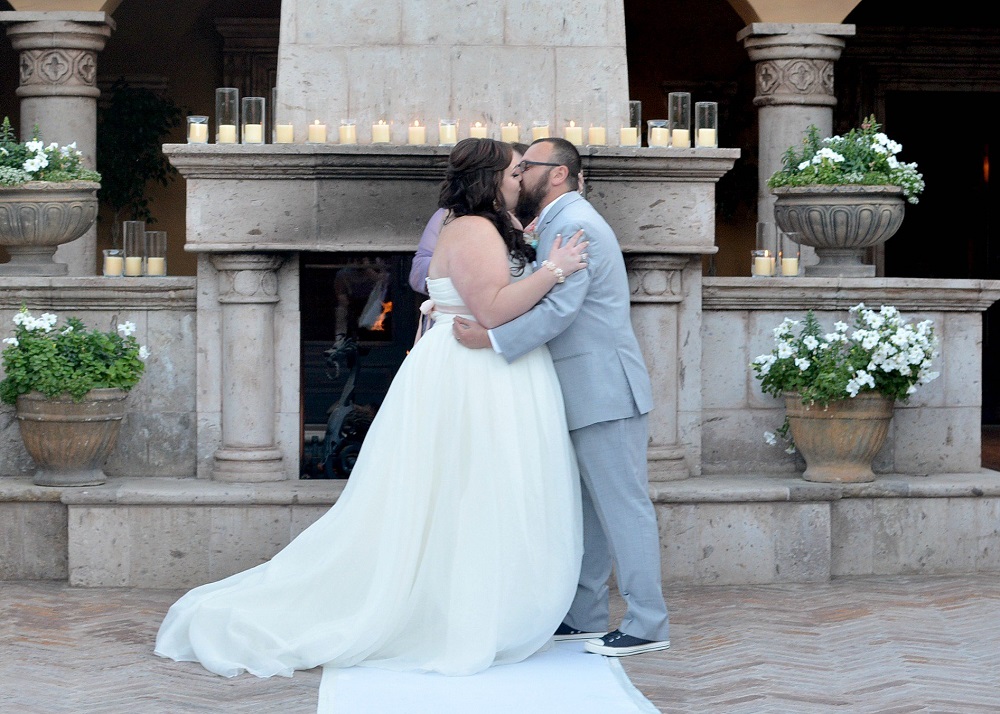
[4,575,1000,713]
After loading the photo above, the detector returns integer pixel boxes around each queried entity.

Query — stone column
[0,11,114,276]
[738,23,855,266]
[628,254,690,481]
[210,253,286,482]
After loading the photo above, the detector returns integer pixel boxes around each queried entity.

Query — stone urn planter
[784,391,895,483]
[771,185,905,278]
[15,388,127,486]
[0,180,100,276]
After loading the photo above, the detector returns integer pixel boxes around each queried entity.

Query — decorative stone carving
[628,255,687,303]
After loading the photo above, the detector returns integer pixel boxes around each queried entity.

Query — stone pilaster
[210,253,286,482]
[738,23,855,267]
[0,11,115,276]
[628,254,692,481]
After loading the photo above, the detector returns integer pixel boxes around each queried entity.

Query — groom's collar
[537,191,582,230]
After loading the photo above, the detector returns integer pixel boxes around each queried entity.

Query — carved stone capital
[3,18,112,99]
[627,254,689,303]
[754,58,835,107]
[211,253,284,304]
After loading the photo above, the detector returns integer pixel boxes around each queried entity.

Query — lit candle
[307,120,327,143]
[408,120,426,145]
[103,254,123,277]
[372,120,391,143]
[188,123,208,143]
[242,123,263,143]
[564,120,583,146]
[619,126,638,146]
[274,124,294,143]
[439,120,457,146]
[145,257,167,276]
[469,121,488,139]
[696,128,717,148]
[649,126,669,147]
[124,256,143,277]
[781,257,799,276]
[217,124,238,144]
[671,128,691,148]
[339,122,357,144]
[588,125,607,146]
[501,122,519,143]
[532,122,549,140]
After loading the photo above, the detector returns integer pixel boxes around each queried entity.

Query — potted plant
[767,115,925,277]
[0,306,149,486]
[751,303,939,483]
[0,117,102,276]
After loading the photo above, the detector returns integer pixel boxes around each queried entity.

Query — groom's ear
[550,164,570,186]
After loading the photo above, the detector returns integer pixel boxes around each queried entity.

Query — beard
[515,177,548,227]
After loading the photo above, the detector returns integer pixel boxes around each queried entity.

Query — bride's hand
[545,229,589,277]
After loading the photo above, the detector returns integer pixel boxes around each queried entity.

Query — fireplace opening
[299,252,418,478]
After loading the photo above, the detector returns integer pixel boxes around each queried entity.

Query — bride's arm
[445,216,587,330]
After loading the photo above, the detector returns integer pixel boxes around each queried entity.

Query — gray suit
[491,192,669,642]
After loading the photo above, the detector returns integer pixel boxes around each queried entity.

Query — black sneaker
[584,629,670,656]
[553,622,606,641]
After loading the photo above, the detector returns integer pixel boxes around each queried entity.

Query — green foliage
[96,79,184,244]
[766,115,925,204]
[0,307,148,405]
[0,117,101,186]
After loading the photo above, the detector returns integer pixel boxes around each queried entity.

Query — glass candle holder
[620,101,641,147]
[438,119,458,146]
[407,120,426,145]
[629,100,642,132]
[501,122,520,143]
[779,231,801,277]
[186,115,209,144]
[752,222,777,277]
[102,249,124,277]
[647,119,669,147]
[144,230,167,276]
[531,120,550,140]
[372,119,391,143]
[563,120,583,146]
[469,121,488,139]
[307,119,328,143]
[668,92,691,148]
[270,87,294,143]
[241,97,265,144]
[695,101,718,148]
[215,87,239,143]
[123,220,145,277]
[338,119,357,144]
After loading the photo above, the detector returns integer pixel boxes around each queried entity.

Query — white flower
[138,345,150,360]
[802,335,819,351]
[785,445,797,455]
[117,321,137,337]
[3,337,18,347]
[764,431,777,445]
[24,139,43,153]
[794,357,811,371]
[777,342,794,359]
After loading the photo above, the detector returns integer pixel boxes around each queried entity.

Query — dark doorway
[882,91,1000,424]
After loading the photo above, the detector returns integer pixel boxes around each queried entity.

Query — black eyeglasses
[515,159,563,174]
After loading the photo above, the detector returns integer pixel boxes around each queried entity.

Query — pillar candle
[307,120,327,143]
[532,123,549,140]
[439,121,457,145]
[145,257,167,276]
[781,257,799,276]
[501,123,519,143]
[124,256,143,277]
[188,123,208,143]
[274,124,294,143]
[671,128,691,148]
[372,120,391,143]
[243,123,264,143]
[696,128,717,148]
[619,127,638,146]
[469,121,488,139]
[564,121,583,146]
[217,124,238,143]
[339,123,357,144]
[408,121,427,144]
[588,126,607,146]
[103,254,123,276]
[649,126,669,147]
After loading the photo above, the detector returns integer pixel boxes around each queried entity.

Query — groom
[453,137,670,657]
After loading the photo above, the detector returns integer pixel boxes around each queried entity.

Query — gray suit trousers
[565,413,670,642]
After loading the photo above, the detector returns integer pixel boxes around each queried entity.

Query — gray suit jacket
[491,193,653,431]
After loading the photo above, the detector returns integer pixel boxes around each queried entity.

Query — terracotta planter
[771,185,905,278]
[784,391,894,483]
[0,180,100,276]
[15,388,127,487]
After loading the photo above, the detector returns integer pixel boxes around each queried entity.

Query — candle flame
[474,121,482,128]
[313,119,320,125]
[371,301,393,331]
[377,119,386,126]
[413,120,420,127]
[569,120,576,127]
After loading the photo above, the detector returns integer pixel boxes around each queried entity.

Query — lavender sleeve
[408,208,447,294]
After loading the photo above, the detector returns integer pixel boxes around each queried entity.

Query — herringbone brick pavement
[2,575,999,713]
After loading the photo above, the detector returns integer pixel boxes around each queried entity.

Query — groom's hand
[453,317,491,349]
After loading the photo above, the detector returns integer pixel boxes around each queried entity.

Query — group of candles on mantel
[188,89,720,149]
[752,223,800,278]
[102,220,167,277]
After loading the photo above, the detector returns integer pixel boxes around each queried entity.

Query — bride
[155,138,590,678]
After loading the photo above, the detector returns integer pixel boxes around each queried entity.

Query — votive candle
[564,120,583,146]
[124,256,143,277]
[274,124,294,143]
[501,122,519,143]
[339,121,357,144]
[588,125,607,146]
[145,257,167,276]
[469,121,488,139]
[307,120,327,143]
[671,128,691,148]
[242,123,263,144]
[372,120,391,143]
[408,120,426,145]
[619,126,639,146]
[217,124,238,143]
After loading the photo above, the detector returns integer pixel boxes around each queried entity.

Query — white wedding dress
[155,276,583,678]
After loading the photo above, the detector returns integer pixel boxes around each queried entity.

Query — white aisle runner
[317,641,660,714]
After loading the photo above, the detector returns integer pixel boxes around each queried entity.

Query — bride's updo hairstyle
[439,137,535,272]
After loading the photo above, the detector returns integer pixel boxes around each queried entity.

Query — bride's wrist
[541,260,565,283]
